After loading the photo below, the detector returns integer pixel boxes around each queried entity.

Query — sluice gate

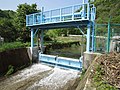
[39,54,82,70]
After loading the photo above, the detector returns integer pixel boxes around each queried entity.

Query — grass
[5,65,14,76]
[56,36,86,43]
[80,69,86,80]
[0,42,30,52]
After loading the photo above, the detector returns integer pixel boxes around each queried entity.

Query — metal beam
[82,0,85,19]
[91,22,95,52]
[40,30,44,53]
[77,26,85,35]
[107,21,111,53]
[31,28,34,48]
[33,28,39,37]
[86,24,91,52]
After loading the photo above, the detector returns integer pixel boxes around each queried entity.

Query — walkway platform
[26,3,95,29]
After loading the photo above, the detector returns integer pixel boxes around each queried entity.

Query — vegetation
[0,10,17,42]
[14,3,39,42]
[93,65,117,90]
[91,0,120,23]
[5,65,14,76]
[0,3,39,42]
[0,42,30,52]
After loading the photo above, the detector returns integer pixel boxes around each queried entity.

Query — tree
[0,10,17,42]
[14,3,39,42]
[0,18,17,42]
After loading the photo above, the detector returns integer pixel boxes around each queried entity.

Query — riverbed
[0,63,80,90]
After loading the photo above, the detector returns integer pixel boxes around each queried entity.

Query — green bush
[5,65,14,76]
[0,42,29,52]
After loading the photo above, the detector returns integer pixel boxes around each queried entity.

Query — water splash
[27,67,80,90]
[11,63,52,83]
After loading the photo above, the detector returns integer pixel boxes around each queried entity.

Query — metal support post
[94,24,97,52]
[107,21,111,53]
[31,28,34,48]
[41,7,44,23]
[40,30,44,53]
[92,22,95,52]
[87,3,90,20]
[60,8,62,21]
[82,0,85,19]
[86,24,91,52]
[72,6,74,20]
[31,28,34,54]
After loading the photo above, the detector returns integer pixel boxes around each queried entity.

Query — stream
[0,63,80,90]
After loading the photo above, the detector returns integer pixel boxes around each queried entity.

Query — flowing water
[0,63,80,90]
[47,45,86,59]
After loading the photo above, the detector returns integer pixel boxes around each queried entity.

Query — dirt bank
[0,48,31,75]
[76,52,120,90]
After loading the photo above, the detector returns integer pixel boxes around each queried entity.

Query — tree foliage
[0,4,39,42]
[14,3,39,42]
[0,10,16,42]
[93,0,120,23]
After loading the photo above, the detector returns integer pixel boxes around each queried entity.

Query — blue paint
[91,6,96,52]
[26,3,94,27]
[86,24,91,52]
[39,54,82,70]
[31,29,34,48]
[40,30,44,53]
[28,2,96,70]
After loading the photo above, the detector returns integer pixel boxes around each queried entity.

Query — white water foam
[27,67,79,90]
[11,63,52,83]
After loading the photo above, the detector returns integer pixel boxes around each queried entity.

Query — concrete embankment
[0,48,32,75]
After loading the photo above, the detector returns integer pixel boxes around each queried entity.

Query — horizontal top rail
[26,3,96,27]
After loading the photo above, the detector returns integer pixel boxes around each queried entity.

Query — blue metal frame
[31,29,34,48]
[26,3,95,27]
[86,24,91,52]
[28,3,96,53]
[39,54,82,70]
[27,2,96,70]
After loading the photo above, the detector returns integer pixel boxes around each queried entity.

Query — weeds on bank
[93,65,117,90]
[80,69,86,80]
[5,65,14,76]
[0,42,30,52]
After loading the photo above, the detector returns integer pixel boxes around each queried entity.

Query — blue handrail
[26,3,95,27]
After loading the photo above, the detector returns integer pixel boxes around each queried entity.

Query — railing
[26,3,96,26]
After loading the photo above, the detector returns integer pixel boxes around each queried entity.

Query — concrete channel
[0,63,80,90]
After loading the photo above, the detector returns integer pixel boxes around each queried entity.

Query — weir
[39,54,82,70]
[26,0,96,70]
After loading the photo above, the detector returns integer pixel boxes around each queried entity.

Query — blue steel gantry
[26,1,96,70]
[26,2,96,53]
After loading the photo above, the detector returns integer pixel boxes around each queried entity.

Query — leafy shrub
[5,65,14,76]
[0,42,29,52]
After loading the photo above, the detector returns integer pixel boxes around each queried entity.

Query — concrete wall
[0,48,32,74]
[110,36,120,52]
[83,52,101,69]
